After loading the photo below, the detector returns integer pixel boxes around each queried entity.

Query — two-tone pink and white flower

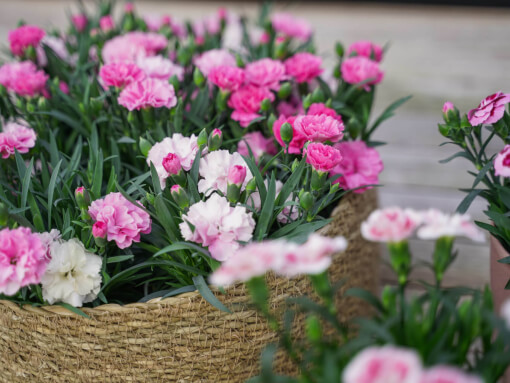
[494,144,510,178]
[194,49,236,76]
[137,55,184,81]
[420,367,483,383]
[270,12,312,41]
[417,209,484,242]
[362,207,422,243]
[0,122,37,159]
[468,92,510,126]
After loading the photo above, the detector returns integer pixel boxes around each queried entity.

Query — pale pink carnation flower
[245,58,286,91]
[37,36,71,67]
[228,85,275,127]
[277,98,304,117]
[102,32,167,64]
[417,209,485,242]
[330,141,383,193]
[308,103,343,123]
[271,12,312,41]
[137,55,184,81]
[0,226,47,296]
[304,142,343,173]
[273,115,307,154]
[247,179,299,224]
[179,193,255,261]
[194,49,236,76]
[118,78,177,111]
[72,14,88,32]
[347,40,383,62]
[198,150,253,195]
[143,14,167,32]
[208,65,245,92]
[37,229,61,260]
[0,122,37,159]
[88,192,152,249]
[496,145,510,177]
[147,133,200,188]
[361,207,421,243]
[343,346,423,383]
[467,92,510,126]
[420,367,483,383]
[99,62,145,88]
[285,53,323,84]
[99,15,114,32]
[341,56,384,90]
[237,131,277,162]
[0,61,48,97]
[8,25,45,56]
[294,114,344,143]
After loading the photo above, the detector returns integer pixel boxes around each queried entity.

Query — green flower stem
[433,236,454,286]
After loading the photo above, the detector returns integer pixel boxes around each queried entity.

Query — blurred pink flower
[237,131,277,161]
[495,145,510,177]
[277,98,304,117]
[208,65,245,92]
[0,61,48,97]
[467,92,510,126]
[347,40,383,62]
[330,141,383,193]
[179,193,255,261]
[417,209,484,242]
[228,85,275,127]
[0,227,47,296]
[271,12,312,41]
[343,346,423,383]
[284,53,323,83]
[0,122,37,159]
[294,114,344,143]
[72,14,88,32]
[118,78,177,111]
[273,115,307,154]
[308,103,343,123]
[88,192,151,249]
[420,367,483,383]
[341,56,384,90]
[305,143,343,173]
[194,49,236,76]
[102,32,167,63]
[99,62,145,88]
[147,133,200,188]
[137,55,184,81]
[8,24,45,56]
[245,58,286,91]
[361,207,421,243]
[99,15,114,32]
[443,101,455,113]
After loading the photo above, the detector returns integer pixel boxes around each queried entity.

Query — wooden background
[1,0,510,289]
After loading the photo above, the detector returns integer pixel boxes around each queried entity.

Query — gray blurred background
[1,0,510,288]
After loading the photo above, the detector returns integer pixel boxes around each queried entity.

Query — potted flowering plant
[0,1,408,381]
[438,94,510,315]
[213,208,509,382]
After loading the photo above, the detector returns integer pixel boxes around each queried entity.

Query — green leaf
[106,255,134,264]
[138,285,196,303]
[243,154,267,202]
[368,95,412,136]
[439,151,472,164]
[150,162,162,195]
[456,189,483,214]
[254,173,276,240]
[20,158,34,216]
[345,287,386,313]
[276,158,306,208]
[173,99,183,133]
[154,242,211,258]
[47,160,62,228]
[154,194,179,242]
[193,275,231,313]
[91,150,103,199]
[57,303,90,319]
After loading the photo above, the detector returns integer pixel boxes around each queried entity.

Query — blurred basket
[0,189,379,383]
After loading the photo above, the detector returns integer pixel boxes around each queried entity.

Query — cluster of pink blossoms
[341,40,384,90]
[0,61,48,97]
[8,24,45,57]
[0,122,37,159]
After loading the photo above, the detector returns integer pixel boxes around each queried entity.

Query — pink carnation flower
[99,15,114,32]
[99,62,145,88]
[8,25,45,56]
[330,141,383,193]
[118,78,177,111]
[208,65,245,92]
[343,346,423,383]
[137,55,184,81]
[305,142,343,173]
[88,192,152,249]
[102,32,168,64]
[277,98,304,117]
[443,101,455,113]
[270,13,312,41]
[72,14,88,32]
[494,144,510,177]
[273,115,307,154]
[194,49,236,76]
[237,132,277,162]
[285,53,323,84]
[228,85,275,127]
[179,193,255,261]
[467,92,510,126]
[417,209,484,242]
[420,367,483,383]
[245,58,286,91]
[0,61,48,97]
[198,150,253,195]
[341,56,384,90]
[294,114,344,143]
[0,122,37,159]
[0,227,47,296]
[308,103,343,123]
[347,40,383,62]
[147,133,200,188]
[361,207,421,243]
[228,165,247,186]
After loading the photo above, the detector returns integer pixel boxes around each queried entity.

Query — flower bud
[197,128,208,148]
[278,82,292,99]
[303,94,313,110]
[146,192,155,205]
[291,159,300,172]
[75,186,91,210]
[193,67,205,87]
[381,285,396,312]
[245,177,257,194]
[438,123,450,138]
[0,202,8,227]
[92,221,108,247]
[311,88,325,104]
[305,315,322,342]
[139,137,152,157]
[235,53,245,68]
[299,191,314,211]
[208,128,223,151]
[329,182,340,194]
[127,111,136,124]
[333,66,341,79]
[335,42,344,57]
[310,169,326,191]
[215,91,228,112]
[168,75,180,93]
[25,45,37,61]
[26,100,35,114]
[267,113,277,133]
[125,2,134,13]
[162,153,182,175]
[37,96,48,111]
[280,122,293,144]
[177,46,192,66]
[260,98,272,112]
[227,165,246,203]
[171,184,189,210]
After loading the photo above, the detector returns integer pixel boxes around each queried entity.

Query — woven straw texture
[0,190,379,383]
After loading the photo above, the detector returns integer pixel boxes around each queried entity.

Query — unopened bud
[335,42,344,57]
[278,82,292,99]
[92,221,108,247]
[127,111,136,124]
[75,186,91,209]
[299,192,313,211]
[170,184,189,209]
[245,177,257,193]
[169,75,180,93]
[208,128,223,151]
[260,98,271,112]
[291,159,300,172]
[162,153,182,175]
[305,315,322,342]
[197,128,208,148]
[235,53,245,68]
[311,88,325,104]
[280,122,293,144]
[37,96,48,111]
[139,137,152,157]
[303,94,313,110]
[310,169,326,191]
[193,67,205,87]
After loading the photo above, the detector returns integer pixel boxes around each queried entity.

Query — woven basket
[0,189,379,383]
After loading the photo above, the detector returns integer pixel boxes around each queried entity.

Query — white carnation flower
[41,238,102,307]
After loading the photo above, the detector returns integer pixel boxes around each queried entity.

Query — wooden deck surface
[2,0,510,289]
